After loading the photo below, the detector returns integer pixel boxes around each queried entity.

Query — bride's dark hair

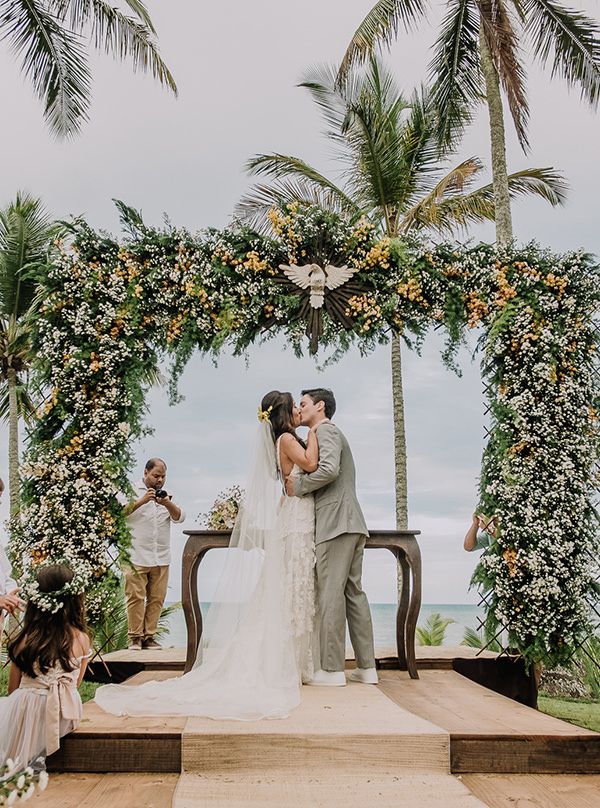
[260,390,304,446]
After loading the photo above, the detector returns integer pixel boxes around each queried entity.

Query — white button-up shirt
[121,481,186,567]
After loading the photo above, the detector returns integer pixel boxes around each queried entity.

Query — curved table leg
[396,552,410,671]
[403,541,422,680]
[182,540,205,673]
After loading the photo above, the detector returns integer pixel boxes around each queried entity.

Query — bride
[95,390,319,720]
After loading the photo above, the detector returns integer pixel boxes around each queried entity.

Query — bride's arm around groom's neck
[292,423,342,496]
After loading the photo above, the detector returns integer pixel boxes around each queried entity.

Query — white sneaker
[305,669,346,687]
[349,667,379,684]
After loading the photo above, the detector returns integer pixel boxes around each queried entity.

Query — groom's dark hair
[302,388,336,419]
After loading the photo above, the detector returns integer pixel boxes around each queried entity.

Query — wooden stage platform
[49,664,600,777]
[86,644,536,706]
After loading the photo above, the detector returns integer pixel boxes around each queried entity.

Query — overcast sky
[1,1,599,604]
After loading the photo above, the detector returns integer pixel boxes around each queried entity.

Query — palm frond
[235,178,359,234]
[246,153,357,209]
[0,0,92,137]
[54,0,156,33]
[400,156,485,232]
[479,0,530,149]
[462,625,502,652]
[416,612,455,646]
[113,198,147,239]
[299,63,353,142]
[0,191,58,317]
[65,0,177,95]
[155,601,181,639]
[337,0,428,82]
[523,0,600,106]
[403,164,567,234]
[392,85,448,203]
[475,165,569,206]
[428,0,482,148]
[338,62,420,224]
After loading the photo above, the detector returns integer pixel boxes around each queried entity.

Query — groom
[286,388,377,686]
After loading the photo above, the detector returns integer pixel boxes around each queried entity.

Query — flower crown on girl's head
[20,557,87,613]
[257,405,273,423]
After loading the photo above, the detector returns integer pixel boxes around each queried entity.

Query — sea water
[162,603,484,649]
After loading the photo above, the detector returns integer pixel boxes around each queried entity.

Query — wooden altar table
[181,529,422,678]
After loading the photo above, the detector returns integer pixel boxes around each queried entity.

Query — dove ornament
[279,263,358,309]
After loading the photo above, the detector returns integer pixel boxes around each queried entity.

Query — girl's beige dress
[0,651,90,768]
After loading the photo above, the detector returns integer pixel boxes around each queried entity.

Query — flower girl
[0,564,91,769]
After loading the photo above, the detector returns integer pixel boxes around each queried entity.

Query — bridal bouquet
[200,486,244,530]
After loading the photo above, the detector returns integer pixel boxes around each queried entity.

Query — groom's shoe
[305,669,346,687]
[349,667,379,684]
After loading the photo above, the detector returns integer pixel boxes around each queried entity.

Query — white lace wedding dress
[95,424,315,720]
[277,438,316,683]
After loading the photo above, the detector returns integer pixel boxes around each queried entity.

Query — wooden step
[378,670,600,774]
[173,772,488,808]
[182,683,450,774]
[47,701,185,773]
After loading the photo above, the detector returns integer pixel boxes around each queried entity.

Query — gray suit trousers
[315,532,376,672]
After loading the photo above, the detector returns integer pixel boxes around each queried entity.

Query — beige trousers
[124,564,169,640]
[315,532,375,672]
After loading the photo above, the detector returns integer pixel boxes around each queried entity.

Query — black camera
[154,488,168,499]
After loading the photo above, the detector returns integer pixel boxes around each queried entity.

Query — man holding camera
[122,458,185,651]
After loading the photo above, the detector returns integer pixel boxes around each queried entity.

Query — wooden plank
[75,701,187,733]
[35,774,179,808]
[32,773,103,808]
[174,772,488,808]
[182,684,450,774]
[462,774,600,808]
[452,737,600,775]
[49,701,184,773]
[48,736,181,773]
[184,682,446,736]
[183,731,450,774]
[100,648,186,665]
[71,774,178,808]
[125,670,182,685]
[378,670,598,737]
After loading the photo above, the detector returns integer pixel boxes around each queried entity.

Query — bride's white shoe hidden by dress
[305,669,346,686]
[348,667,379,684]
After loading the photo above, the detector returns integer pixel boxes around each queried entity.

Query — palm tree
[1,1,177,138]
[417,612,455,645]
[337,0,600,246]
[237,58,566,529]
[0,192,60,516]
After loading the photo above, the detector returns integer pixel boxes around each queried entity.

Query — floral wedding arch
[10,202,599,667]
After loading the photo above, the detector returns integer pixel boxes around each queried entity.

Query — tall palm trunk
[479,23,513,246]
[7,365,20,518]
[391,336,408,530]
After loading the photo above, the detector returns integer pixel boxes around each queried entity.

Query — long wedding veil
[95,422,301,720]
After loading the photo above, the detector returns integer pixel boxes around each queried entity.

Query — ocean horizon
[162,602,483,649]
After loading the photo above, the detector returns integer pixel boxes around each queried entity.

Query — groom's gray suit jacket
[293,422,368,544]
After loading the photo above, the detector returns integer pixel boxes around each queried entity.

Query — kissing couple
[96,388,376,721]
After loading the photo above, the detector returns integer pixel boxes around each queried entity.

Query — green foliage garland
[9,203,599,666]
